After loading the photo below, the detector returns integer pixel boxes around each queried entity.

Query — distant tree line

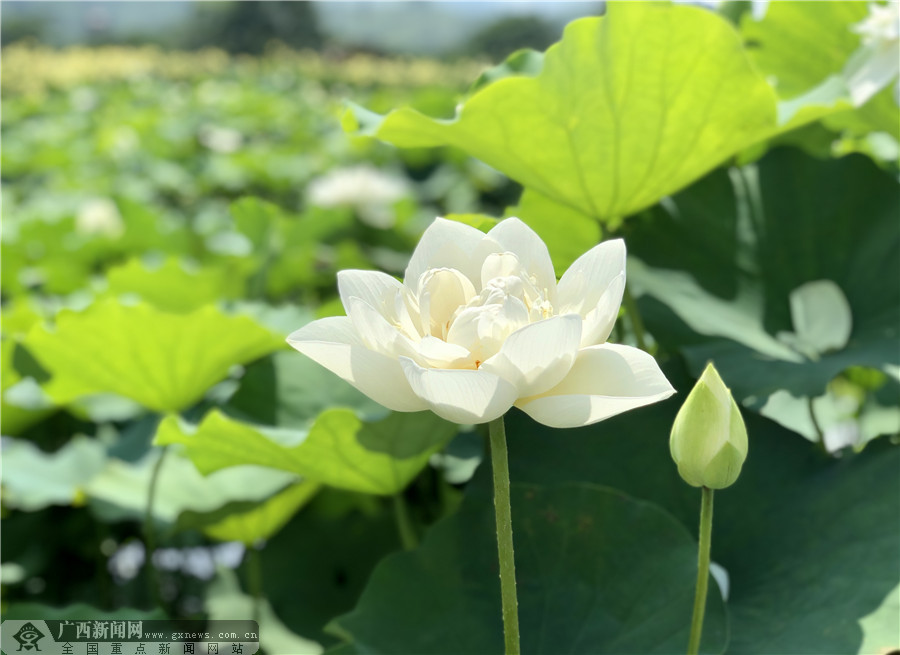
[1,1,603,60]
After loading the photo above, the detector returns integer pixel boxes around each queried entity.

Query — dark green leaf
[330,480,727,654]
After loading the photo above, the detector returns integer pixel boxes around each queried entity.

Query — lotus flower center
[409,251,554,365]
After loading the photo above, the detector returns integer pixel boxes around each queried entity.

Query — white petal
[417,267,476,338]
[445,298,530,363]
[480,315,582,397]
[516,343,675,428]
[348,298,473,369]
[557,239,626,316]
[414,336,473,369]
[399,357,518,424]
[404,218,486,289]
[287,317,426,412]
[581,273,625,346]
[485,217,558,303]
[846,41,900,106]
[480,252,525,288]
[347,297,418,360]
[337,269,403,319]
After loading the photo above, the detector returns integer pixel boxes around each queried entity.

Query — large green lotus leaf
[0,436,106,511]
[177,480,322,545]
[624,167,741,299]
[105,256,244,313]
[468,48,545,94]
[155,408,457,496]
[1,297,44,338]
[85,449,296,524]
[328,481,727,654]
[25,300,284,412]
[628,149,898,440]
[347,3,848,225]
[680,153,898,417]
[749,151,898,334]
[499,371,900,654]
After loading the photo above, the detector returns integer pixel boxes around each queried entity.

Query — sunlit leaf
[86,449,296,524]
[105,257,244,313]
[0,437,106,511]
[508,188,600,274]
[25,300,284,412]
[155,408,458,496]
[347,3,844,226]
[178,481,322,545]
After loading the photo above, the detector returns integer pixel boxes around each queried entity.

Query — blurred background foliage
[1,2,898,654]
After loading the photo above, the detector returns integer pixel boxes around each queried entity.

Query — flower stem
[143,445,169,607]
[488,416,521,655]
[392,492,418,550]
[807,396,830,455]
[622,282,648,352]
[687,486,714,655]
[247,544,263,626]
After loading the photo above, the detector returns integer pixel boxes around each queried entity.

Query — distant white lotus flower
[846,2,900,106]
[306,165,408,229]
[75,198,124,238]
[288,217,674,426]
[198,125,244,154]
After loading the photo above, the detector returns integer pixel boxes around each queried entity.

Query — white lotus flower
[76,198,124,238]
[198,124,243,154]
[306,165,408,229]
[287,217,675,426]
[846,2,900,106]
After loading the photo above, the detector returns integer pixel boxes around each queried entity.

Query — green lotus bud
[670,363,748,489]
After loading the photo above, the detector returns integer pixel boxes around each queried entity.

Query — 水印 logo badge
[13,621,46,651]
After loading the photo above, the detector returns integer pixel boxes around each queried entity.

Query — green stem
[392,492,418,550]
[622,282,648,352]
[687,487,715,655]
[489,416,521,655]
[143,445,169,607]
[248,544,263,626]
[807,397,830,455]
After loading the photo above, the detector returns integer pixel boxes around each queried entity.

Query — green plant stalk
[622,282,648,352]
[807,397,831,456]
[393,492,418,550]
[248,544,263,626]
[489,416,521,655]
[687,486,715,655]
[143,445,169,607]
